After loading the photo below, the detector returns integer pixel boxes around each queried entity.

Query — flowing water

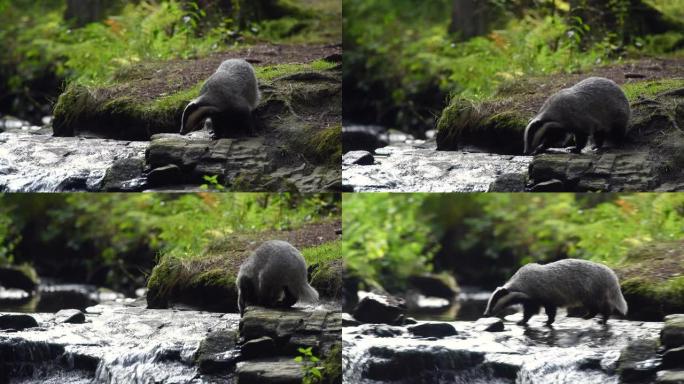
[0,118,147,192]
[342,128,531,192]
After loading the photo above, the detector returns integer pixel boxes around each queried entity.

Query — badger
[180,58,260,139]
[236,240,319,316]
[523,77,630,155]
[483,259,627,326]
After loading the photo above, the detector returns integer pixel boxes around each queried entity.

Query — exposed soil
[617,240,684,283]
[104,43,342,102]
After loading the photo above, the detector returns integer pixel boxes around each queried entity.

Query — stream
[0,118,147,192]
[342,126,531,192]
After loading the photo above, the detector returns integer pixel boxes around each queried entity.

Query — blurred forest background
[343,0,684,135]
[0,193,340,295]
[343,193,684,292]
[0,0,340,123]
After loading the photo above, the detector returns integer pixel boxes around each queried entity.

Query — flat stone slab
[236,357,304,384]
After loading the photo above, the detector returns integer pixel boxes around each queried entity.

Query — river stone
[353,292,406,325]
[0,314,39,330]
[194,330,239,374]
[342,313,360,327]
[55,309,86,324]
[407,274,459,300]
[618,338,660,382]
[236,357,304,384]
[101,157,145,192]
[360,324,403,338]
[365,345,484,381]
[147,164,183,187]
[241,336,276,359]
[657,370,684,384]
[0,266,37,292]
[475,317,504,332]
[403,317,418,325]
[662,315,684,349]
[408,323,457,338]
[488,173,526,192]
[342,150,374,166]
[663,346,684,369]
[342,125,389,152]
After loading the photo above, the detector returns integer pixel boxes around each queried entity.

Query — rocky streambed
[0,299,342,383]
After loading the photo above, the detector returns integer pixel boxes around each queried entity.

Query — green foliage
[200,175,226,191]
[342,193,438,290]
[295,347,322,384]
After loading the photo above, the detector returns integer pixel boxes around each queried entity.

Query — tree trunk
[448,0,490,41]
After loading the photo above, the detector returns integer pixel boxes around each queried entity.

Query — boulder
[663,315,684,349]
[488,173,526,192]
[353,292,406,325]
[407,322,457,338]
[475,317,504,332]
[147,164,183,187]
[55,309,86,324]
[342,125,389,153]
[342,150,374,166]
[101,157,146,191]
[0,267,37,292]
[0,314,39,330]
[194,330,239,374]
[617,338,660,383]
[241,336,276,360]
[236,357,304,384]
[341,313,360,327]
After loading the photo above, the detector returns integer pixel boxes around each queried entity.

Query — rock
[342,150,374,166]
[55,309,85,324]
[342,125,389,152]
[407,323,457,338]
[663,315,684,349]
[475,317,504,332]
[360,324,403,338]
[488,173,526,192]
[236,357,304,384]
[194,330,239,374]
[407,274,459,300]
[617,338,660,382]
[353,292,406,325]
[342,313,360,327]
[663,346,684,369]
[0,266,37,292]
[0,314,39,330]
[147,164,183,187]
[657,370,684,384]
[241,336,276,359]
[530,179,565,192]
[403,317,418,325]
[101,157,145,191]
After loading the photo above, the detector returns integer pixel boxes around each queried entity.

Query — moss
[302,241,343,298]
[285,124,341,167]
[321,343,342,384]
[622,78,684,102]
[256,60,336,81]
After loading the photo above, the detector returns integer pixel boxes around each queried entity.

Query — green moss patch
[146,220,342,312]
[617,240,684,321]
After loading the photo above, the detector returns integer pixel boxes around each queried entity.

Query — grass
[256,60,338,81]
[622,78,684,101]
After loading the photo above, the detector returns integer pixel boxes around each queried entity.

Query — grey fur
[180,58,260,138]
[483,259,628,325]
[523,77,630,155]
[236,240,318,316]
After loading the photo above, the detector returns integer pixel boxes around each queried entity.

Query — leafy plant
[295,347,322,384]
[200,175,225,191]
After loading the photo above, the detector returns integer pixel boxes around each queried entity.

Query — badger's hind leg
[544,304,557,326]
[592,131,605,151]
[276,286,298,308]
[518,301,541,325]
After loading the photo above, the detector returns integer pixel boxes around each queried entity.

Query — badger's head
[523,120,568,155]
[483,287,531,317]
[523,119,545,155]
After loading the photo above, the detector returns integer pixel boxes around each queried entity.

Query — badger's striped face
[483,287,509,317]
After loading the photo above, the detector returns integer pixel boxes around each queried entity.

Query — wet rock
[342,150,374,166]
[403,317,418,325]
[353,292,406,325]
[342,125,389,152]
[364,345,484,381]
[101,157,145,191]
[530,179,565,192]
[0,338,65,378]
[408,322,457,338]
[657,370,684,384]
[342,313,360,327]
[360,324,403,338]
[475,317,504,332]
[55,309,85,324]
[618,338,660,382]
[662,346,684,369]
[147,164,183,187]
[194,330,239,374]
[663,314,684,349]
[241,336,276,359]
[236,357,304,384]
[488,173,526,192]
[0,314,38,330]
[407,274,459,300]
[0,266,37,292]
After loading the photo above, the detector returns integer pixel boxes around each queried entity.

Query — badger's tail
[293,281,319,304]
[613,291,628,316]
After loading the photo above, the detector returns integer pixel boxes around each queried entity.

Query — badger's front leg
[572,133,588,153]
[544,304,557,326]
[518,301,541,325]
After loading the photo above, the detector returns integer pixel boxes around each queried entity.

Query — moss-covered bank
[146,220,342,312]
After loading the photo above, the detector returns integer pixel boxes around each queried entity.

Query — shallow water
[342,138,531,192]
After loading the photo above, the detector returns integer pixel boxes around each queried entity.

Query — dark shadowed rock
[101,157,145,192]
[342,313,360,327]
[194,330,239,374]
[618,338,660,382]
[147,164,183,187]
[488,173,526,192]
[657,370,684,384]
[241,336,276,360]
[342,150,374,166]
[342,125,389,153]
[663,315,684,349]
[360,324,403,338]
[408,323,457,338]
[475,317,504,332]
[403,317,418,325]
[353,292,406,325]
[55,309,85,324]
[0,267,37,292]
[236,357,304,384]
[0,314,38,330]
[663,346,684,369]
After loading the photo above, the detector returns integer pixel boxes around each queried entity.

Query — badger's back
[200,59,259,110]
[505,259,627,315]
